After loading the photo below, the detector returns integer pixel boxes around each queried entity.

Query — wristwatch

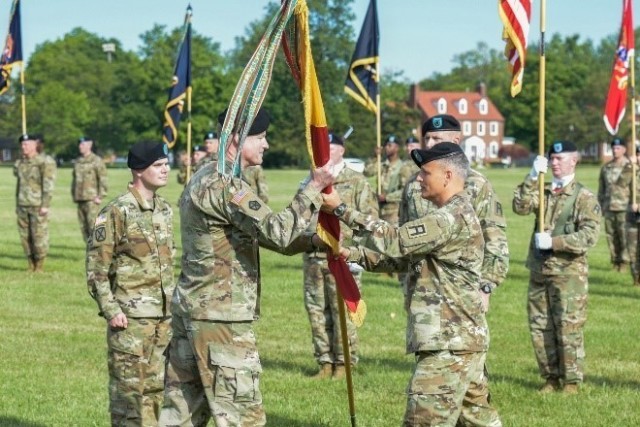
[333,202,348,217]
[480,284,493,294]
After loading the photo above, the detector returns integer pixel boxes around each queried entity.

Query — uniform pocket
[208,342,262,403]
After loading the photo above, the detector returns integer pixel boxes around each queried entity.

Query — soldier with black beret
[598,136,632,272]
[514,140,601,394]
[322,142,501,425]
[14,133,57,272]
[87,141,175,425]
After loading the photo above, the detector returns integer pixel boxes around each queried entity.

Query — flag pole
[19,65,26,134]
[537,0,546,233]
[631,49,636,205]
[186,87,192,182]
[337,292,357,427]
[376,62,382,194]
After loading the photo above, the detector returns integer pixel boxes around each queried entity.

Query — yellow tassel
[348,300,367,328]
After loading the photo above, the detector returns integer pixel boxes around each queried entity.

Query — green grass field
[0,164,639,427]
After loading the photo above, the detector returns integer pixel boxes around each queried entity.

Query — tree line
[0,0,629,167]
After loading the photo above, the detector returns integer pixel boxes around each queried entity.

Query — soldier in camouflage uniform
[303,132,378,380]
[159,108,334,427]
[86,141,175,426]
[625,145,640,285]
[243,165,269,203]
[14,133,57,272]
[190,144,208,175]
[598,137,632,271]
[176,150,189,185]
[72,136,108,241]
[364,135,406,224]
[324,143,500,426]
[513,141,601,394]
[400,115,507,426]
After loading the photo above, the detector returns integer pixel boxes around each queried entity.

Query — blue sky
[0,0,629,82]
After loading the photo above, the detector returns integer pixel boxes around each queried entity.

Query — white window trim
[458,99,467,115]
[489,121,499,136]
[479,99,488,115]
[437,97,447,114]
[477,122,486,136]
[463,121,472,136]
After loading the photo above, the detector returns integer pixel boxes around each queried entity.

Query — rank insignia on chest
[94,226,107,242]
[407,224,427,238]
[248,200,261,211]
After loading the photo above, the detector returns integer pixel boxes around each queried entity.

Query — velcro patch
[248,200,261,211]
[406,224,427,238]
[230,189,249,206]
[94,225,106,242]
[94,213,107,226]
[495,201,503,217]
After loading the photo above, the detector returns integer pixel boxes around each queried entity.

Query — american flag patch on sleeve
[231,189,249,206]
[94,213,107,226]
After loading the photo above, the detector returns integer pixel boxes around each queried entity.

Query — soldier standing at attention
[72,136,107,241]
[513,141,601,394]
[159,108,334,427]
[598,137,632,272]
[243,165,269,203]
[203,131,219,162]
[323,143,501,426]
[399,114,508,426]
[189,144,209,175]
[14,133,56,272]
[303,132,378,380]
[625,144,640,285]
[86,141,175,425]
[365,134,405,224]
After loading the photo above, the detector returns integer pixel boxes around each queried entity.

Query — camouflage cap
[127,141,169,169]
[411,142,462,167]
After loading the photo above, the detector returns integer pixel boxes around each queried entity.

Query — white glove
[529,155,548,179]
[535,232,552,250]
[347,262,364,273]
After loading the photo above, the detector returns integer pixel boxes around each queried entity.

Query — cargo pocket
[208,343,262,403]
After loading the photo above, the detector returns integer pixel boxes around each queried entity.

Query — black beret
[611,137,624,147]
[78,136,92,144]
[204,131,218,140]
[217,108,270,136]
[636,144,640,154]
[329,132,344,146]
[548,140,577,156]
[127,141,169,170]
[385,134,399,145]
[422,114,461,136]
[32,133,44,143]
[18,134,35,143]
[406,136,419,144]
[411,142,463,167]
[193,144,208,153]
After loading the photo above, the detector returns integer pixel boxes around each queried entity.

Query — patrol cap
[422,114,461,136]
[18,134,35,143]
[611,137,624,147]
[217,107,270,136]
[406,136,419,145]
[193,144,208,153]
[547,140,577,156]
[385,135,399,145]
[204,131,218,140]
[78,136,92,144]
[329,132,344,146]
[127,141,169,170]
[411,142,463,167]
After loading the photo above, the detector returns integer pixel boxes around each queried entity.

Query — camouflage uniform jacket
[86,185,175,320]
[400,169,509,288]
[243,165,269,204]
[513,175,601,275]
[191,152,217,176]
[173,161,322,321]
[343,193,488,352]
[14,153,57,208]
[598,157,632,212]
[306,162,379,258]
[365,157,406,200]
[72,152,108,202]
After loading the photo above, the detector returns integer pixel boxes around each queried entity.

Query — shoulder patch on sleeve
[495,201,503,217]
[94,225,107,242]
[231,189,249,206]
[405,223,427,238]
[94,213,107,226]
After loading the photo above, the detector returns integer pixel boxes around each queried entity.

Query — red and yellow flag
[499,0,531,97]
[283,1,365,325]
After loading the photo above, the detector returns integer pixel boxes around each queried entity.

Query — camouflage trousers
[380,202,399,226]
[107,317,172,427]
[159,314,265,427]
[16,206,49,261]
[77,200,101,241]
[625,213,640,282]
[604,210,629,265]
[404,350,501,427]
[527,272,588,384]
[303,254,360,366]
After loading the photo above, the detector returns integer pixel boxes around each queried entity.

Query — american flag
[499,0,532,97]
[604,0,634,135]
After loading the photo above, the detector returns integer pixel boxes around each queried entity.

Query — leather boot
[538,378,560,393]
[332,365,346,380]
[312,363,333,379]
[562,383,579,394]
[34,258,45,273]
